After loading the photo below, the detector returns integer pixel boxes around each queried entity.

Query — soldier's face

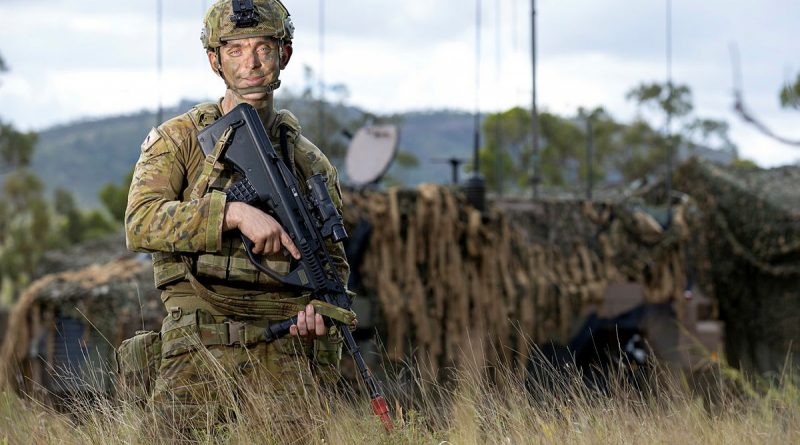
[209,36,292,101]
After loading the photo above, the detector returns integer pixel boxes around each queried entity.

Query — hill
[31,99,477,208]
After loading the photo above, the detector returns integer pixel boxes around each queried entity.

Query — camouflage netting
[344,183,691,377]
[674,158,800,375]
[2,183,693,394]
[0,257,162,395]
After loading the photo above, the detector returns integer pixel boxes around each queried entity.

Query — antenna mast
[530,0,540,198]
[665,0,673,223]
[473,0,481,177]
[318,0,325,147]
[464,0,487,211]
[156,0,163,126]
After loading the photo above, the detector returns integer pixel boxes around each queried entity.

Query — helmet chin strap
[234,80,282,96]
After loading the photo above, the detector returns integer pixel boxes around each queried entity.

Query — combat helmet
[201,0,294,50]
[201,0,294,94]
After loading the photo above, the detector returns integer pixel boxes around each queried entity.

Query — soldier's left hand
[290,304,327,338]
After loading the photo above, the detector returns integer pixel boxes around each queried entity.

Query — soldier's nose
[249,52,261,69]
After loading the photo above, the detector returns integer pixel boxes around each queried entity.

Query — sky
[0,0,798,167]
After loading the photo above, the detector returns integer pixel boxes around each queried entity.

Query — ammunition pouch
[116,330,162,403]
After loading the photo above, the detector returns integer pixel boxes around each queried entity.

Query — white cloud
[0,0,799,167]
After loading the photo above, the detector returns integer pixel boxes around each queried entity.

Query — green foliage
[578,107,622,183]
[99,169,133,223]
[53,187,116,244]
[479,107,534,192]
[685,118,737,155]
[475,82,739,192]
[0,52,117,304]
[626,81,693,118]
[394,150,420,169]
[53,187,85,244]
[779,72,800,110]
[0,121,36,173]
[539,112,584,186]
[729,158,759,170]
[616,119,669,182]
[0,169,51,304]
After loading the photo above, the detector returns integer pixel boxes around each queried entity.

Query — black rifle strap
[279,124,290,166]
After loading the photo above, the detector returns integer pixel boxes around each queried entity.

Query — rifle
[197,103,393,432]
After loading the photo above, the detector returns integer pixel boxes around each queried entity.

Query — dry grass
[1,347,799,445]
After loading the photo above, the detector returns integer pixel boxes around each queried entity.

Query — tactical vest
[152,102,304,294]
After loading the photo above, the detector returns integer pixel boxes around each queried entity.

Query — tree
[625,81,740,176]
[99,169,133,223]
[626,82,693,120]
[478,106,629,192]
[478,107,534,192]
[779,73,800,110]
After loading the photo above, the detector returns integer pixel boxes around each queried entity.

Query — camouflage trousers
[150,294,329,440]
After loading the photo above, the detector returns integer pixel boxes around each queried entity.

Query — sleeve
[293,135,351,285]
[124,127,227,253]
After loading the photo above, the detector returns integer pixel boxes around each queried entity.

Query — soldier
[124,0,349,435]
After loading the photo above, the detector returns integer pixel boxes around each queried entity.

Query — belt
[198,319,269,347]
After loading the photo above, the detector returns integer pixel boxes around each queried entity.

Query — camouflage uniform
[125,100,349,429]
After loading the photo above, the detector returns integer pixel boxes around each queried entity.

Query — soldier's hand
[290,304,327,338]
[223,202,301,259]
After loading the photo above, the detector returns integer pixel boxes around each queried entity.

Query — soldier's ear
[207,51,221,76]
[280,43,293,70]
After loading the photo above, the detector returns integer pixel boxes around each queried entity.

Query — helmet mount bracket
[230,0,260,28]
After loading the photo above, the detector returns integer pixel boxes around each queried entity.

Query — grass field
[1,351,798,444]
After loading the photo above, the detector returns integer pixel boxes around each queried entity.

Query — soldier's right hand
[223,202,301,259]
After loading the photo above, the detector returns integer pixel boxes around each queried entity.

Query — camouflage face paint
[219,37,283,105]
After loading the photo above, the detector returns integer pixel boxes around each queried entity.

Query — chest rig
[152,102,303,294]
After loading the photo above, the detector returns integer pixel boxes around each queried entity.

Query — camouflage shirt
[125,101,349,291]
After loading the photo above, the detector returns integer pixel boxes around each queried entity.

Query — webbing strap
[189,125,235,200]
[185,269,306,318]
[184,267,356,325]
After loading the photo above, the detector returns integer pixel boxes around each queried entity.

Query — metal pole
[156,0,163,126]
[473,0,481,176]
[665,0,673,225]
[318,0,325,147]
[586,116,593,200]
[495,0,503,197]
[495,118,503,196]
[530,0,540,198]
[451,159,461,184]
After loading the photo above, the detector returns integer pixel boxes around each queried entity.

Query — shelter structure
[5,162,766,396]
[673,158,800,375]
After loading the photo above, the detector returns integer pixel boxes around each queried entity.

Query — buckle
[225,321,245,346]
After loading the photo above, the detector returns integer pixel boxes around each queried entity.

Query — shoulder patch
[141,127,162,152]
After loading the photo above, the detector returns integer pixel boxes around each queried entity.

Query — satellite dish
[344,124,399,186]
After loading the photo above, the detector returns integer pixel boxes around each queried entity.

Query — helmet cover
[201,0,294,51]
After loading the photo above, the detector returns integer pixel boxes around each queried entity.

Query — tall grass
[1,345,799,444]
